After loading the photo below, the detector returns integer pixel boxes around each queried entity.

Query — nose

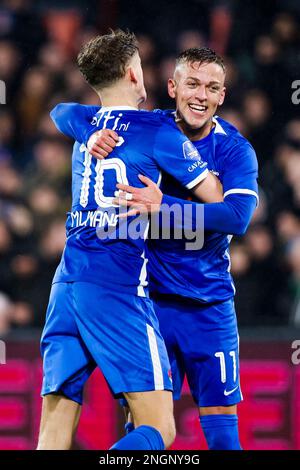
[196,84,207,101]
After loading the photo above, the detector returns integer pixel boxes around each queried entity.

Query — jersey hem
[52,276,149,297]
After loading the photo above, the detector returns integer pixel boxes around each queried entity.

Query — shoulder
[123,110,182,148]
[214,116,257,164]
[153,108,176,119]
[131,110,184,147]
[119,110,164,137]
[128,109,172,127]
[214,116,254,149]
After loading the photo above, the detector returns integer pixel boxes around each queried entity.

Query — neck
[176,117,215,141]
[98,83,140,109]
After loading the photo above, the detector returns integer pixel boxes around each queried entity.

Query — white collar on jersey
[212,116,227,135]
[97,106,138,113]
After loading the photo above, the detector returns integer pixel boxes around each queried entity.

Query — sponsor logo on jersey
[188,160,207,172]
[91,112,130,132]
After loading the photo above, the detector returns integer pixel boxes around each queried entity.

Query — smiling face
[168,60,226,140]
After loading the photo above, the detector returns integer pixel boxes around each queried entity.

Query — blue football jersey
[148,112,258,302]
[51,106,208,296]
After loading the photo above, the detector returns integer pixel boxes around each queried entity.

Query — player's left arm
[115,142,259,235]
[192,170,223,203]
[162,141,259,234]
[160,192,257,235]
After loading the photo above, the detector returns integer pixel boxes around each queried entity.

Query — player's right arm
[50,103,119,157]
[50,102,99,141]
[151,120,224,202]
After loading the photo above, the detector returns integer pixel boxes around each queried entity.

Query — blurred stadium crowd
[0,0,300,335]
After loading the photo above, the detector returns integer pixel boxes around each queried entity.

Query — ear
[218,86,226,106]
[128,66,138,84]
[168,78,176,99]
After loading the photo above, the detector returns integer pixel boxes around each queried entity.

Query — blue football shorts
[152,294,242,407]
[40,282,172,404]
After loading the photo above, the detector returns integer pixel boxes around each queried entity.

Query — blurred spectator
[276,211,300,243]
[0,0,46,65]
[177,30,206,53]
[0,40,21,100]
[272,12,299,48]
[39,219,66,261]
[43,9,82,58]
[25,138,71,198]
[250,187,268,225]
[136,34,157,64]
[0,162,23,198]
[0,41,20,81]
[0,110,15,149]
[285,237,300,325]
[0,292,13,336]
[218,108,248,136]
[38,42,69,75]
[17,67,53,137]
[285,119,300,147]
[242,89,275,162]
[209,3,232,55]
[62,64,89,101]
[232,225,288,325]
[230,243,257,325]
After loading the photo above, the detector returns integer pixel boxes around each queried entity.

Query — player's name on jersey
[70,209,118,228]
[69,204,205,249]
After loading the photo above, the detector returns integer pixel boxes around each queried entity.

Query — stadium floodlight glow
[0,80,6,104]
[0,340,6,364]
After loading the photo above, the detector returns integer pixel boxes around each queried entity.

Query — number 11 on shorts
[214,350,237,383]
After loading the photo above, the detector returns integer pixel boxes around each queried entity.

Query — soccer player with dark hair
[54,43,258,450]
[38,31,223,450]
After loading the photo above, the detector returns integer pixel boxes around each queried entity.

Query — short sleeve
[221,141,259,203]
[153,121,208,189]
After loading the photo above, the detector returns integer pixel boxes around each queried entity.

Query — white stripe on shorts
[146,324,164,390]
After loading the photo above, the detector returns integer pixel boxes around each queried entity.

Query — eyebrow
[185,77,221,86]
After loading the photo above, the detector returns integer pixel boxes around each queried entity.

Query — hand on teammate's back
[115,175,163,217]
[87,129,119,159]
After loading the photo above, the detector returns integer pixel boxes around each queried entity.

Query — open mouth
[188,104,208,115]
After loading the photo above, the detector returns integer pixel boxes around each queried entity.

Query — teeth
[189,105,206,112]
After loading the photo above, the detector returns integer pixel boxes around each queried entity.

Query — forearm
[192,171,223,203]
[160,193,257,235]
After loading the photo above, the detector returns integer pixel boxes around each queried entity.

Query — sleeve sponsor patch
[182,140,201,161]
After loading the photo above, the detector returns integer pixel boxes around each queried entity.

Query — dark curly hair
[176,47,225,73]
[77,29,139,90]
